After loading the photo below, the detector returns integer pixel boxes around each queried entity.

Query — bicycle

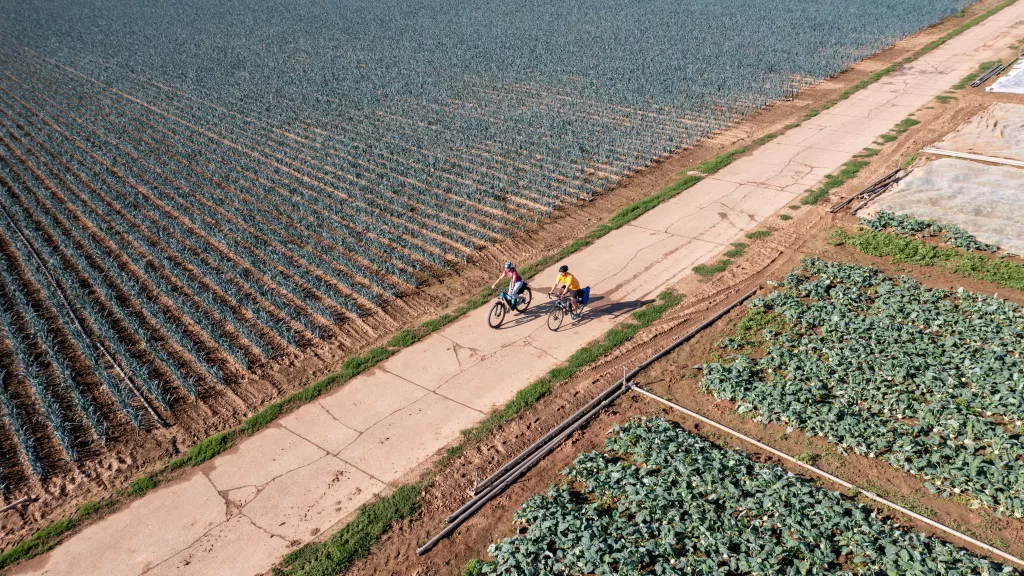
[546,291,586,331]
[487,283,532,329]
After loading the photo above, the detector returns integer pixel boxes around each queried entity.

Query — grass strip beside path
[0,500,114,569]
[273,483,422,576]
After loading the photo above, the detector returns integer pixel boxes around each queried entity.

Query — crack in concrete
[317,381,430,436]
[592,234,677,290]
[138,484,231,575]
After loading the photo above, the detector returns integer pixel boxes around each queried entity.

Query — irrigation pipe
[849,177,901,215]
[632,386,1024,570]
[921,147,1024,168]
[0,202,167,427]
[0,496,30,514]
[419,383,631,556]
[469,378,625,496]
[829,168,899,213]
[424,287,758,552]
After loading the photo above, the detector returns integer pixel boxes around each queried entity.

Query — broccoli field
[703,259,1024,517]
[481,418,1012,575]
[0,0,973,485]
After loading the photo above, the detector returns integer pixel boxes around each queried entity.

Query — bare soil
[2,0,1018,555]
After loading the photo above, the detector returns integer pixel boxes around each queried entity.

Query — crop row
[862,210,999,252]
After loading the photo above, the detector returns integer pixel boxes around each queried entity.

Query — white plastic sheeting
[930,103,1024,162]
[872,158,1024,255]
[988,59,1024,94]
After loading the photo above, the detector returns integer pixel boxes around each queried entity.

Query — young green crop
[480,418,1010,574]
[703,258,1024,517]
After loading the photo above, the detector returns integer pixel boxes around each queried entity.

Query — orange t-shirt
[555,272,580,291]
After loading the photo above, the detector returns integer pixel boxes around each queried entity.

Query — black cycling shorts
[575,288,585,302]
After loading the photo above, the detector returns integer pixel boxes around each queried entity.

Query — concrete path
[14,6,1024,575]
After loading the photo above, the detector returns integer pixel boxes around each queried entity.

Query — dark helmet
[558,265,569,273]
[504,261,514,269]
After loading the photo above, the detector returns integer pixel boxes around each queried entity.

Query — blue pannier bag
[580,286,591,306]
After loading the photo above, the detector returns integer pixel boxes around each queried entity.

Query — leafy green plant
[746,229,773,240]
[779,214,793,221]
[862,210,997,252]
[462,559,484,576]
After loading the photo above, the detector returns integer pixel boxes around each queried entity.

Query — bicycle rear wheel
[488,302,506,329]
[547,306,565,331]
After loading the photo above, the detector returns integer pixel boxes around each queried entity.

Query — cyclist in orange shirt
[548,264,584,319]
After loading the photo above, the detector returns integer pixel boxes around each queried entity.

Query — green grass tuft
[779,214,794,221]
[753,133,778,146]
[128,476,159,497]
[854,147,880,158]
[387,329,419,348]
[75,501,103,518]
[934,94,956,104]
[276,483,422,576]
[892,117,921,134]
[724,242,748,258]
[695,147,748,175]
[434,445,464,469]
[693,260,732,277]
[745,230,773,240]
[801,160,870,205]
[243,402,283,435]
[603,176,703,230]
[169,431,233,470]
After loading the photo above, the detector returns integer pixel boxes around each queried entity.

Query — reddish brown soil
[2,0,1019,554]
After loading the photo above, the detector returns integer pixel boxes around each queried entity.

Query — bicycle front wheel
[515,287,533,312]
[488,302,507,329]
[547,306,565,331]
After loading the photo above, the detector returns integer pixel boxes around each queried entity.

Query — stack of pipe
[829,168,904,215]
